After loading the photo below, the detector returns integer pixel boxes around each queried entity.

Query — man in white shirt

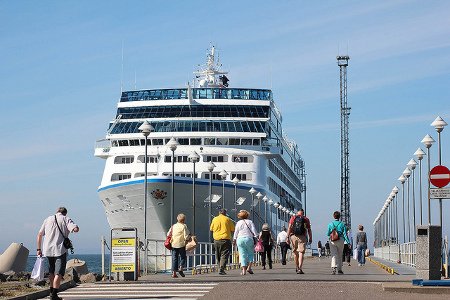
[37,207,79,300]
[277,226,289,265]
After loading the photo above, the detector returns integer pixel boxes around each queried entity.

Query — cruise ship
[95,46,306,245]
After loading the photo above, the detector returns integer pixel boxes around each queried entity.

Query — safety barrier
[374,242,416,267]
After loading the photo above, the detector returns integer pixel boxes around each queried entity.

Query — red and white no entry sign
[430,165,450,188]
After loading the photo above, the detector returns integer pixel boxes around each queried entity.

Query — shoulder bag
[55,215,74,254]
[330,222,340,242]
[243,220,257,245]
[164,226,173,250]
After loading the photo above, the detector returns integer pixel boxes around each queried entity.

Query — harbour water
[27,254,110,275]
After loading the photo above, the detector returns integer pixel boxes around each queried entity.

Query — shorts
[290,234,307,254]
[48,252,67,276]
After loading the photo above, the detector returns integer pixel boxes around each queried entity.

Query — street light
[167,137,179,226]
[232,177,240,220]
[219,170,228,210]
[402,167,412,242]
[274,202,280,236]
[188,151,200,233]
[138,120,154,275]
[268,199,274,231]
[207,161,216,234]
[407,159,417,240]
[398,175,406,243]
[421,134,435,224]
[431,116,448,227]
[249,187,257,220]
[392,186,399,242]
[256,192,263,227]
[282,207,287,226]
[414,148,426,225]
[262,196,269,223]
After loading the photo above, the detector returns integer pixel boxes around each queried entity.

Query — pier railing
[374,242,416,267]
[142,239,291,275]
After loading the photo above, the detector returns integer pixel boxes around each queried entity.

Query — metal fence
[374,242,416,267]
[141,239,292,275]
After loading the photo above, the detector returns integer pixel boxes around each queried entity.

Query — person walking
[210,209,235,275]
[168,213,190,278]
[259,223,274,269]
[286,209,312,274]
[317,240,323,258]
[233,210,258,275]
[356,224,368,266]
[37,207,79,300]
[327,211,350,275]
[343,238,352,266]
[325,241,330,257]
[277,226,289,265]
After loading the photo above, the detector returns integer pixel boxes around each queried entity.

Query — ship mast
[194,46,229,88]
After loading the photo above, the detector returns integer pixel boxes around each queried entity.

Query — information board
[111,238,136,272]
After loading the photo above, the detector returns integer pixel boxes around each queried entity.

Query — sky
[1,0,449,254]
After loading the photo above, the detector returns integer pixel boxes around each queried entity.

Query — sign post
[111,228,138,281]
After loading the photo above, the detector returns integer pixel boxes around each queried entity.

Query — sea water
[27,254,110,274]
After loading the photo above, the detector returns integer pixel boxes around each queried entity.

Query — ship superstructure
[95,46,306,244]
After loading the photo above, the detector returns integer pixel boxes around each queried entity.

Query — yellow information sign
[111,238,136,272]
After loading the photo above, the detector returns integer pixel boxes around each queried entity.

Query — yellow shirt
[210,214,235,240]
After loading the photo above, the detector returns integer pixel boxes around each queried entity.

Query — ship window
[178,138,189,145]
[129,139,140,146]
[253,139,260,145]
[204,172,221,180]
[229,139,240,145]
[176,155,189,162]
[112,140,118,147]
[231,173,251,181]
[111,173,132,181]
[164,156,171,163]
[217,138,228,145]
[114,156,134,164]
[241,139,252,145]
[190,138,201,145]
[232,156,251,163]
[135,172,157,177]
[118,140,129,146]
[152,139,164,145]
[203,155,227,163]
[204,138,216,145]
[137,155,158,163]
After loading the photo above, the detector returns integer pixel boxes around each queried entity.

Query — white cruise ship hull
[98,176,268,243]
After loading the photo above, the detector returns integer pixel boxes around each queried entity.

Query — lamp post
[274,202,280,237]
[407,159,417,240]
[167,137,179,226]
[398,175,406,243]
[138,120,153,275]
[188,151,200,233]
[268,199,274,231]
[262,196,268,223]
[219,170,228,210]
[207,161,216,225]
[392,186,399,242]
[282,208,287,227]
[249,187,257,220]
[421,134,435,224]
[256,192,263,227]
[402,167,412,242]
[414,148,426,225]
[431,116,448,227]
[232,177,240,220]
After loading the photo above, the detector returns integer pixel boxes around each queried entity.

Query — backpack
[292,216,306,236]
[330,223,340,241]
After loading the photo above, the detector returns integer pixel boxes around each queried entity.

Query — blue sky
[1,0,449,253]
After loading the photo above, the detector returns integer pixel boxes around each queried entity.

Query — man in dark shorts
[37,207,79,300]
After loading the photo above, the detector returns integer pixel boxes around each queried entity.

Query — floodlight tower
[337,55,352,232]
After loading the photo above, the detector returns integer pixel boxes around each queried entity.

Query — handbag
[330,223,340,242]
[31,256,45,281]
[365,248,371,257]
[164,226,173,250]
[55,215,74,254]
[254,239,264,252]
[185,235,198,252]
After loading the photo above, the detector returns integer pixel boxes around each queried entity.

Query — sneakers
[358,263,362,267]
[331,267,337,275]
[338,270,344,274]
[247,269,254,274]
[219,270,226,275]
[178,270,185,277]
[296,269,304,274]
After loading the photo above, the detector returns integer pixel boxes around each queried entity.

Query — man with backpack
[286,209,312,274]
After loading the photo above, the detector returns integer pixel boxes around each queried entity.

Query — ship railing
[374,242,416,267]
[142,239,292,275]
